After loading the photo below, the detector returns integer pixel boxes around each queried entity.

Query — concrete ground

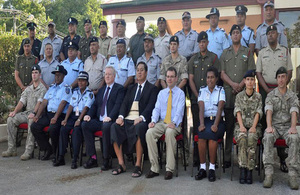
[0,137,299,195]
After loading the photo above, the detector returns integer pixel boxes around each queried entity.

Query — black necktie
[135,85,142,101]
[100,86,110,116]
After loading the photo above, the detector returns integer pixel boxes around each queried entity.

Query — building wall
[275,0,300,9]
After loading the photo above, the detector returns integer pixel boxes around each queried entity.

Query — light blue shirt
[228,25,255,48]
[70,87,95,112]
[40,35,62,58]
[151,86,185,127]
[198,85,225,117]
[60,57,84,86]
[44,82,72,114]
[39,58,60,86]
[100,83,114,121]
[106,55,135,85]
[175,29,200,58]
[206,26,230,58]
[137,52,161,84]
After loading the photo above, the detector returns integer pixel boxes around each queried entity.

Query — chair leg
[80,140,84,166]
[191,141,194,177]
[259,144,264,182]
[176,142,179,177]
[217,142,221,179]
[182,139,187,171]
[231,143,234,181]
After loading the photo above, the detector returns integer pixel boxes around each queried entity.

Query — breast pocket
[224,57,232,69]
[214,37,223,50]
[148,63,158,75]
[187,37,196,50]
[119,68,128,77]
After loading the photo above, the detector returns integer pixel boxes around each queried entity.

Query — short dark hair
[137,61,148,72]
[166,66,177,77]
[206,66,218,78]
[45,43,53,47]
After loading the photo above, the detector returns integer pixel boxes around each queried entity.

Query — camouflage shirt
[234,90,263,129]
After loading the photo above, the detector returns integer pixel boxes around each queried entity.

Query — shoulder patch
[200,85,206,88]
[224,33,228,39]
[247,27,254,32]
[89,93,94,99]
[65,87,70,94]
[278,21,285,27]
[256,24,262,29]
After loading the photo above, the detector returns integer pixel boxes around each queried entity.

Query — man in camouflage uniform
[234,70,262,184]
[78,19,94,62]
[263,67,299,190]
[2,65,46,160]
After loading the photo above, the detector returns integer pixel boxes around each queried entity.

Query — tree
[145,23,159,38]
[287,16,300,48]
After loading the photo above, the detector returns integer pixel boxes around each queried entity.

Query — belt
[205,116,216,121]
[48,111,56,114]
[266,83,278,88]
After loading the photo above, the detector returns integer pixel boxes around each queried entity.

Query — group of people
[2,1,299,190]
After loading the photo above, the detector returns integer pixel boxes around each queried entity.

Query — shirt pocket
[187,36,196,50]
[119,68,128,77]
[148,63,158,75]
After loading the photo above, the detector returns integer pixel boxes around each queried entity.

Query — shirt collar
[263,19,279,27]
[107,82,114,89]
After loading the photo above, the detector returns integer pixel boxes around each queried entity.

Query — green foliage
[145,23,159,38]
[287,16,300,48]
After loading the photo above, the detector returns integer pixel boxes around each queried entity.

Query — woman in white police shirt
[195,66,225,182]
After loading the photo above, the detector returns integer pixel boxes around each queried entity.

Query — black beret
[136,16,145,22]
[243,70,255,78]
[89,37,99,46]
[23,38,31,45]
[169,35,179,44]
[68,17,78,25]
[266,24,277,34]
[84,19,92,24]
[275,67,287,78]
[116,38,126,46]
[157,17,166,23]
[99,21,107,27]
[27,22,37,30]
[230,24,242,35]
[197,31,208,42]
[67,41,79,50]
[116,20,126,27]
[31,64,41,73]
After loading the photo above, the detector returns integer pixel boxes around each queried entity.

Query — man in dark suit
[110,62,159,177]
[81,66,125,169]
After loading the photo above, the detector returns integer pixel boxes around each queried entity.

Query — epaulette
[256,24,262,29]
[155,54,161,60]
[278,21,285,27]
[220,28,225,32]
[65,84,71,88]
[247,27,254,32]
[175,30,182,35]
[108,36,112,39]
[200,85,206,88]
[73,87,79,91]
[49,83,55,87]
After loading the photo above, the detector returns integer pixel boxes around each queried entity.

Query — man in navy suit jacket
[110,62,159,177]
[81,66,125,169]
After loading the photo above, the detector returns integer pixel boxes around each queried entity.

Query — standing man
[84,37,107,94]
[2,65,46,160]
[19,22,42,60]
[39,43,60,89]
[15,38,38,99]
[60,17,81,61]
[81,66,124,169]
[154,17,171,61]
[145,67,185,180]
[107,20,130,58]
[60,41,84,89]
[255,1,287,55]
[256,25,293,172]
[40,21,62,60]
[159,36,188,89]
[175,11,199,61]
[220,25,255,168]
[98,21,112,59]
[106,39,135,88]
[188,31,220,166]
[137,34,161,87]
[262,67,299,190]
[78,19,94,62]
[128,16,146,66]
[31,65,72,161]
[206,8,230,59]
[228,5,255,52]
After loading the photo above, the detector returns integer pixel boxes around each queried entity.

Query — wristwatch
[77,119,81,122]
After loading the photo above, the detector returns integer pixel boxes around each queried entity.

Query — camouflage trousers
[7,111,35,155]
[263,125,300,177]
[234,123,262,170]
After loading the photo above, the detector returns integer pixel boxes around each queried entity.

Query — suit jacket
[119,81,158,123]
[88,83,125,121]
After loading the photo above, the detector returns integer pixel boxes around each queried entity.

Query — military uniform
[38,58,60,86]
[128,32,146,65]
[255,19,287,50]
[206,27,230,58]
[137,52,161,85]
[15,54,38,87]
[175,29,199,59]
[229,25,255,48]
[60,35,81,60]
[263,87,299,177]
[154,33,171,60]
[98,36,112,59]
[220,45,255,162]
[234,90,262,170]
[107,36,130,57]
[19,38,42,60]
[159,54,188,86]
[40,35,62,59]
[79,35,94,62]
[3,82,46,157]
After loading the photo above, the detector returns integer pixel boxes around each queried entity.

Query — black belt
[205,116,216,121]
[48,111,56,114]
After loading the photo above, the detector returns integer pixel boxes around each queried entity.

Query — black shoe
[223,161,231,168]
[71,161,78,169]
[246,169,253,184]
[53,156,65,167]
[41,149,53,161]
[195,169,207,180]
[101,158,112,171]
[83,157,98,169]
[145,170,159,178]
[239,168,246,184]
[208,169,216,182]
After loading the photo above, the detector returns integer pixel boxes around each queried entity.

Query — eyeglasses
[166,75,176,79]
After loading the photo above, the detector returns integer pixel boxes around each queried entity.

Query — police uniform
[2,65,47,159]
[19,22,42,60]
[40,22,62,59]
[31,65,72,156]
[60,18,81,60]
[220,43,255,163]
[106,54,135,86]
[38,58,60,86]
[56,71,95,167]
[108,20,130,57]
[154,17,171,60]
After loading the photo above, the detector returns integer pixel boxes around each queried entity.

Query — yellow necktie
[164,89,172,124]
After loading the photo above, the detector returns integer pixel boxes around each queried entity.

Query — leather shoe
[41,149,53,161]
[145,170,159,178]
[71,161,78,169]
[164,171,173,180]
[195,169,207,180]
[53,156,65,166]
[101,158,112,171]
[246,169,253,184]
[83,157,98,169]
[208,169,216,182]
[239,168,246,184]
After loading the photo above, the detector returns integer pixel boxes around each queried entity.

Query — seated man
[263,67,299,190]
[81,66,124,169]
[54,71,95,169]
[110,62,158,177]
[234,70,262,184]
[145,67,185,180]
[31,65,72,161]
[2,65,46,160]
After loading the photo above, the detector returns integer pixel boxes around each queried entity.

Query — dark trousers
[59,114,83,161]
[81,119,112,159]
[224,108,235,162]
[191,103,200,160]
[31,112,64,153]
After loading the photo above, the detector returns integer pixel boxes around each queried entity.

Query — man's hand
[134,117,143,126]
[211,124,218,133]
[265,126,274,133]
[33,116,39,123]
[249,127,256,133]
[74,120,80,127]
[103,117,111,123]
[50,117,57,125]
[9,111,16,117]
[148,122,155,128]
[240,126,247,133]
[198,124,205,132]
[83,115,91,122]
[61,119,67,126]
[116,117,124,126]
[167,123,175,129]
[231,82,240,93]
[288,126,298,134]
[28,113,35,119]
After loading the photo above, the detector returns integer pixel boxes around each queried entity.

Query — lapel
[98,85,106,105]
[130,83,138,103]
[139,81,148,100]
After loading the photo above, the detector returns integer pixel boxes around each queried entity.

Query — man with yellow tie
[145,67,186,180]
